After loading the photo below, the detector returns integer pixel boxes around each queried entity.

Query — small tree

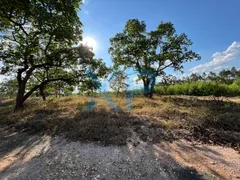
[189,73,203,82]
[207,72,218,82]
[79,79,101,95]
[109,69,129,93]
[0,78,18,98]
[78,67,108,95]
[109,19,200,97]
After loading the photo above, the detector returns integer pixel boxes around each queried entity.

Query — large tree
[28,53,107,100]
[0,0,105,110]
[109,19,200,97]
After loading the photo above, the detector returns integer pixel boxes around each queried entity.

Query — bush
[155,81,240,97]
[154,86,167,95]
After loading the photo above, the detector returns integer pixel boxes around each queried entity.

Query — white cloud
[127,75,142,89]
[190,41,240,73]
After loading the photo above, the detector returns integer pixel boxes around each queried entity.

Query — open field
[0,95,240,148]
[0,95,240,179]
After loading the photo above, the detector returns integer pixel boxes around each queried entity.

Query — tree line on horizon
[154,67,240,96]
[159,67,240,85]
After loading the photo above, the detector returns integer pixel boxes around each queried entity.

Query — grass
[0,94,239,148]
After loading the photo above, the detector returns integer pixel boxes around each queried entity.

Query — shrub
[155,81,240,97]
[154,86,167,95]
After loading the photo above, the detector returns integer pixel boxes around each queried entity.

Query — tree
[0,78,18,98]
[79,79,101,95]
[78,64,109,95]
[189,73,202,82]
[109,69,129,93]
[0,0,107,110]
[109,19,200,97]
[207,71,218,82]
[159,75,180,85]
[50,81,74,97]
[233,77,240,86]
[219,69,232,84]
[202,72,207,81]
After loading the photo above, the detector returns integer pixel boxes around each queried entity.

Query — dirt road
[0,127,239,180]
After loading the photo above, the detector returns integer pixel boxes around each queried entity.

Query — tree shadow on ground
[0,127,212,180]
[160,96,240,149]
[0,96,239,179]
[1,107,238,179]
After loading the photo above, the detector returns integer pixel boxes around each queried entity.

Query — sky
[1,0,240,87]
[79,0,240,78]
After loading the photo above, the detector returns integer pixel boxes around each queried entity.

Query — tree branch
[44,33,54,57]
[9,19,29,37]
[157,62,174,72]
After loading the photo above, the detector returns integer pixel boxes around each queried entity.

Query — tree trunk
[149,76,156,98]
[15,81,44,110]
[15,83,26,110]
[143,76,156,98]
[15,95,24,110]
[40,85,46,101]
[143,81,150,97]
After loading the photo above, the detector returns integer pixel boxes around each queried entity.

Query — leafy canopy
[0,0,108,108]
[0,0,82,76]
[109,69,129,93]
[109,19,201,95]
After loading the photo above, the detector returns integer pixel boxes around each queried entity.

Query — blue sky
[79,0,240,78]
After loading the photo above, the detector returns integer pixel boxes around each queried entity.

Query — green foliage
[0,78,18,98]
[109,69,129,93]
[109,19,200,96]
[0,0,108,109]
[155,81,240,97]
[159,68,240,86]
[233,77,240,86]
[78,68,108,95]
[78,78,101,95]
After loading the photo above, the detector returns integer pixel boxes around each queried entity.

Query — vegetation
[155,81,240,96]
[109,69,129,93]
[0,78,18,98]
[0,1,239,151]
[109,19,200,97]
[155,68,240,96]
[0,95,239,148]
[0,0,108,110]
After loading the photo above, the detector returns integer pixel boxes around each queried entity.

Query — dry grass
[0,95,240,148]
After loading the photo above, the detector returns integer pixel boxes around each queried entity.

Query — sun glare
[83,37,97,51]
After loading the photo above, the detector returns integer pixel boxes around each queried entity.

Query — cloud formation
[190,41,240,73]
